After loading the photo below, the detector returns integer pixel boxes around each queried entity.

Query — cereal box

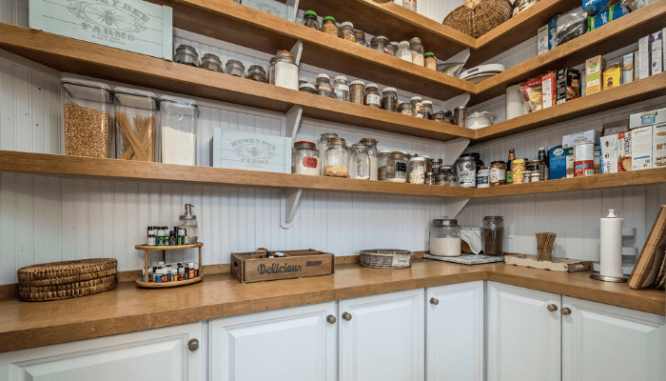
[556,68,580,105]
[652,31,663,76]
[586,55,606,95]
[600,135,618,174]
[541,72,556,109]
[622,52,635,84]
[549,146,567,180]
[618,131,632,172]
[630,107,666,129]
[538,25,549,55]
[652,123,666,168]
[632,126,653,170]
[638,36,651,79]
[562,129,600,148]
[565,147,575,178]
[603,62,622,90]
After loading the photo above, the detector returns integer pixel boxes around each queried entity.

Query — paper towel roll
[506,84,524,120]
[600,209,623,278]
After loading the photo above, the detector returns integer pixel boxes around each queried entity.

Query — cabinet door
[211,301,337,381]
[0,322,203,381]
[339,288,424,381]
[487,282,561,381]
[562,296,666,381]
[426,281,484,381]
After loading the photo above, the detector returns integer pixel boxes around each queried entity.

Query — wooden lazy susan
[135,242,203,288]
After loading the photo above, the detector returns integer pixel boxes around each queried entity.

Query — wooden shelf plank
[473,71,666,141]
[0,24,474,142]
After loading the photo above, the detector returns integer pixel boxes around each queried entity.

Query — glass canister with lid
[382,151,408,182]
[200,53,223,72]
[409,157,426,184]
[174,44,199,67]
[246,65,268,82]
[333,76,350,102]
[316,74,334,98]
[350,81,365,105]
[398,102,413,116]
[360,138,378,180]
[299,83,317,94]
[381,87,398,112]
[396,41,412,62]
[324,138,349,177]
[429,217,461,257]
[292,141,319,176]
[483,216,504,256]
[321,16,338,36]
[365,84,381,108]
[435,173,447,186]
[270,51,299,90]
[302,10,320,30]
[349,144,371,180]
[339,22,356,42]
[113,87,157,162]
[409,37,425,66]
[317,132,339,176]
[456,155,477,188]
[225,59,245,77]
[370,36,394,55]
[354,30,368,47]
[424,52,437,70]
[159,95,198,166]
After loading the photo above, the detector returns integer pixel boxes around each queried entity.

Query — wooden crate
[505,254,590,273]
[230,249,334,283]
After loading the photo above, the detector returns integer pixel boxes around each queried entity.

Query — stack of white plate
[459,64,506,83]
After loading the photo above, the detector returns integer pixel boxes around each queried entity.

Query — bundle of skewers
[536,232,557,261]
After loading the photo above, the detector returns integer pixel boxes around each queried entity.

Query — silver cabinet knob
[342,312,352,321]
[188,338,199,351]
[327,315,337,324]
[547,304,558,312]
[561,307,572,316]
[430,298,439,305]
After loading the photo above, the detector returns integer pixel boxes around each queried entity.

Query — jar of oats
[61,78,113,158]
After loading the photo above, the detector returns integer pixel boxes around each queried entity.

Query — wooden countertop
[0,261,663,353]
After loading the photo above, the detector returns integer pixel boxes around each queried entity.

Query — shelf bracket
[442,137,471,167]
[290,39,304,65]
[285,0,300,23]
[286,105,304,143]
[281,188,303,229]
[443,92,470,113]
[443,197,470,219]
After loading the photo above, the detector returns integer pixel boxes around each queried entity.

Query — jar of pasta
[409,157,426,184]
[114,87,157,162]
[365,84,381,108]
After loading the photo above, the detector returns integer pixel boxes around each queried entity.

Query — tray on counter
[423,254,504,265]
[231,249,334,283]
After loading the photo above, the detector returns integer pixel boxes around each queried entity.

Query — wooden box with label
[231,249,334,283]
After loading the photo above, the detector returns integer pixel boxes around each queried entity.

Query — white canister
[476,168,490,188]
[506,84,524,120]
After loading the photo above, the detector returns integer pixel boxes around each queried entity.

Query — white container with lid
[429,217,461,257]
[159,95,198,166]
[396,41,412,61]
[477,168,490,188]
[113,87,158,162]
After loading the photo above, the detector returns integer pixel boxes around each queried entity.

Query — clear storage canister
[333,76,350,102]
[483,216,504,256]
[385,151,408,182]
[381,87,398,112]
[302,10,320,30]
[316,73,334,98]
[321,16,338,36]
[61,78,113,158]
[398,102,413,116]
[113,87,157,162]
[409,37,424,66]
[360,138,378,180]
[350,81,365,105]
[173,44,199,67]
[317,132,338,176]
[246,65,268,83]
[396,41,412,62]
[349,144,371,180]
[429,217,461,257]
[456,155,476,188]
[370,36,394,56]
[355,30,368,47]
[292,141,319,176]
[225,59,245,77]
[365,84,381,108]
[339,22,356,42]
[409,157,426,184]
[422,100,433,120]
[324,138,349,177]
[159,96,198,166]
[270,51,299,90]
[200,53,223,73]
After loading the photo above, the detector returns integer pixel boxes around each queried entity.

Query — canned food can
[574,142,595,177]
[512,159,526,184]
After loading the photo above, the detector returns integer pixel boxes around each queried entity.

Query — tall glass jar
[350,81,365,105]
[396,41,412,62]
[316,73,334,98]
[113,87,157,162]
[377,151,390,180]
[159,95,198,166]
[411,96,424,117]
[317,133,338,176]
[225,59,245,77]
[292,141,319,176]
[200,53,223,72]
[321,16,338,36]
[354,30,368,47]
[61,78,113,158]
[409,157,426,184]
[365,84,381,108]
[432,158,443,174]
[370,36,393,56]
[429,217,461,257]
[324,138,349,177]
[339,22,355,42]
[302,10,320,30]
[270,51,299,90]
[333,76,350,102]
[409,37,425,66]
[483,216,504,256]
[360,138,378,180]
[349,144,370,180]
[381,87,398,112]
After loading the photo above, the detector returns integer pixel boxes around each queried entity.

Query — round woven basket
[18,274,117,302]
[17,258,117,282]
[443,0,513,38]
[18,267,118,287]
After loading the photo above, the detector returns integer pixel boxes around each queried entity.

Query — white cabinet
[426,281,484,381]
[487,282,561,381]
[562,296,666,381]
[339,288,425,381]
[210,301,337,381]
[0,322,203,381]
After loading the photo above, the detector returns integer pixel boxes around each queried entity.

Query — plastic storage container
[113,87,157,162]
[159,95,198,166]
[324,138,349,177]
[429,217,461,257]
[61,78,113,158]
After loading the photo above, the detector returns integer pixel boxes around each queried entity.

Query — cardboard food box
[541,72,556,109]
[618,131,632,172]
[562,129,601,148]
[652,123,666,168]
[622,52,635,84]
[212,128,291,173]
[652,31,663,76]
[585,55,606,95]
[600,135,618,174]
[602,119,629,136]
[630,107,666,129]
[29,0,172,60]
[538,25,549,55]
[556,68,581,105]
[549,146,567,180]
[565,147,575,178]
[632,126,653,170]
[638,35,651,79]
[602,61,622,90]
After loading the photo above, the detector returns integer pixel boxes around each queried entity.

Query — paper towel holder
[590,272,629,283]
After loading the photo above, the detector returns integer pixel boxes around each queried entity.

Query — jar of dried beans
[339,22,356,42]
[350,81,365,105]
[381,87,398,112]
[113,87,157,162]
[321,16,338,36]
[324,138,349,177]
[159,95,198,166]
[292,141,319,176]
[365,84,381,108]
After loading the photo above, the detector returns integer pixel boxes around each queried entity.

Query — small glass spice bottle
[354,30,368,47]
[398,102,413,116]
[316,73,334,98]
[381,87,398,112]
[225,59,245,77]
[364,84,381,108]
[173,44,199,67]
[246,65,268,83]
[409,37,425,66]
[339,22,356,42]
[424,52,437,70]
[350,81,365,105]
[200,53,223,72]
[321,16,338,36]
[302,10,320,30]
[333,76,350,102]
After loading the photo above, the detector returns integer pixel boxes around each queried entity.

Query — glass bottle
[381,87,398,112]
[354,30,368,47]
[429,217,461,257]
[321,16,338,36]
[200,53,224,72]
[302,10,320,30]
[409,37,424,66]
[538,146,549,180]
[333,76,350,102]
[339,22,356,43]
[506,148,516,184]
[316,73,334,98]
[349,144,371,180]
[398,102,413,116]
[409,157,426,184]
[178,204,198,244]
[292,141,320,176]
[324,138,349,177]
[317,133,338,176]
[360,138,379,180]
[369,36,394,56]
[483,216,504,256]
[396,41,412,62]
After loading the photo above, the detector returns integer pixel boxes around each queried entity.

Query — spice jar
[512,159,526,184]
[396,41,412,62]
[429,217,461,257]
[409,37,424,66]
[489,161,506,186]
[61,78,113,158]
[381,87,398,112]
[408,157,426,184]
[410,97,424,118]
[398,102,413,116]
[302,10,320,30]
[317,132,339,176]
[350,80,365,105]
[225,59,245,77]
[333,76,350,102]
[299,83,317,94]
[435,173,447,186]
[402,0,417,12]
[324,138,349,177]
[424,52,437,70]
[349,144,371,180]
[173,44,199,67]
[178,204,198,244]
[321,16,338,36]
[370,36,394,56]
[113,87,157,162]
[246,65,268,83]
[354,30,368,47]
[456,155,476,188]
[483,216,504,256]
[339,22,355,42]
[200,53,223,72]
[422,100,433,120]
[270,51,299,90]
[385,152,408,182]
[159,95,198,166]
[292,141,319,176]
[360,138,379,180]
[365,84,381,108]
[316,73,334,98]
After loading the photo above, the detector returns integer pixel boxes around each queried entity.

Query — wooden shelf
[135,243,203,251]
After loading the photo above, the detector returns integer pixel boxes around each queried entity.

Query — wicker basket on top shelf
[135,242,203,288]
[443,0,513,38]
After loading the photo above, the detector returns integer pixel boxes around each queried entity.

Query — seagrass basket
[443,0,513,38]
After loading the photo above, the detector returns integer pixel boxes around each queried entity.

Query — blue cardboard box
[549,146,567,180]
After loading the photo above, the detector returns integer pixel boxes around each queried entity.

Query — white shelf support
[285,0,300,23]
[442,137,471,167]
[290,39,303,65]
[442,92,470,113]
[443,198,470,219]
[281,188,303,229]
[286,105,304,143]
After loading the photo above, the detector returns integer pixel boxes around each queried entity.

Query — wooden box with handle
[230,248,335,284]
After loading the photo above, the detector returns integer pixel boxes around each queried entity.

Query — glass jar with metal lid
[299,83,316,94]
[269,51,299,90]
[365,84,381,108]
[424,52,437,70]
[324,138,349,177]
[411,97,424,117]
[302,10,320,30]
[246,65,267,82]
[354,30,368,47]
[174,45,199,67]
[349,144,370,180]
[225,59,245,77]
[339,22,355,42]
[370,36,393,55]
[316,73,334,98]
[456,155,477,188]
[360,138,379,180]
[381,87,398,112]
[422,100,433,120]
[483,216,504,256]
[435,173,447,186]
[350,81,365,105]
[200,53,223,72]
[396,41,412,62]
[429,217,461,257]
[409,37,424,66]
[333,76,350,102]
[397,102,412,116]
[321,16,338,36]
[387,152,408,182]
[317,132,339,176]
[409,157,426,184]
[292,141,320,176]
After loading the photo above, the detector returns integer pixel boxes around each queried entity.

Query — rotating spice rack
[135,242,203,288]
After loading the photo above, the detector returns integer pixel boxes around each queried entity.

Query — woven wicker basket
[443,0,513,38]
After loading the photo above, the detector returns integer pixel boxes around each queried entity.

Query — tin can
[454,106,467,127]
[512,159,526,184]
[477,168,490,188]
[574,142,595,177]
